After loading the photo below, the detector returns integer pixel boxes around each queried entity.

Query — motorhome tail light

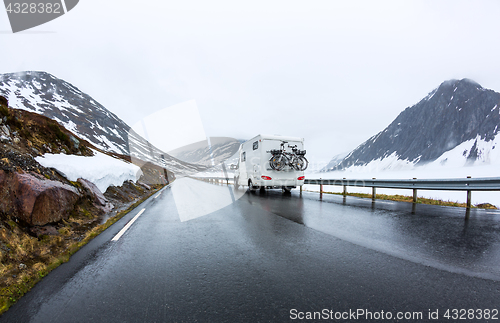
[261,176,272,180]
[297,176,305,180]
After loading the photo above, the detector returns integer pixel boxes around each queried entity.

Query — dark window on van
[241,152,246,162]
[253,141,258,150]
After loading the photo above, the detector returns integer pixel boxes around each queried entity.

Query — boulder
[138,182,151,190]
[0,170,81,226]
[1,125,10,136]
[77,178,114,212]
[30,225,59,237]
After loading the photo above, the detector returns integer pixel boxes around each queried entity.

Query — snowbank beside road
[35,151,142,193]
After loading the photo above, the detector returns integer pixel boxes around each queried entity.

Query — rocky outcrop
[0,170,81,226]
[78,178,113,212]
[0,95,7,107]
[29,225,59,237]
[138,182,151,190]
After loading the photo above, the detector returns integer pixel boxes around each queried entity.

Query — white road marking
[111,208,146,241]
[154,191,162,199]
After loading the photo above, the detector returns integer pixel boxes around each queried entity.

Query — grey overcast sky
[1,0,500,166]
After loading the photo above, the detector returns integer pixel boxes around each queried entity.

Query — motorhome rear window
[242,152,246,162]
[253,141,258,150]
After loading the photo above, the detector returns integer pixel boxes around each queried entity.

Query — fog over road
[2,178,500,322]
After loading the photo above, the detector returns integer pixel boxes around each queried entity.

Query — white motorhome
[234,134,307,193]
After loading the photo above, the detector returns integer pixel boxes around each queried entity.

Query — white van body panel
[234,134,305,189]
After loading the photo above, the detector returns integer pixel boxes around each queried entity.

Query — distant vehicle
[233,134,307,193]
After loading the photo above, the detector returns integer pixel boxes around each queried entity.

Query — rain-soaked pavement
[247,187,500,281]
[2,178,500,322]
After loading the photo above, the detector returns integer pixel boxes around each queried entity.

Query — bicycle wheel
[270,154,288,171]
[291,156,308,171]
[269,155,277,170]
[298,156,308,171]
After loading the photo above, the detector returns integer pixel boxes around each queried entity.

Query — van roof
[247,134,304,142]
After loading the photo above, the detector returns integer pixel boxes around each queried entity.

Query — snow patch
[32,80,42,90]
[425,89,437,101]
[35,151,142,192]
[95,134,127,155]
[109,128,121,137]
[341,152,415,173]
[431,134,500,167]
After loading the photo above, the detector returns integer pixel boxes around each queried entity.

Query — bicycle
[268,141,308,171]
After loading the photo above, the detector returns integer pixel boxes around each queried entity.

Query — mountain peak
[438,78,482,91]
[323,79,500,172]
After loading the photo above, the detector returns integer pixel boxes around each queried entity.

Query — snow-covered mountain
[322,78,500,172]
[168,137,242,167]
[0,71,207,175]
[321,152,349,172]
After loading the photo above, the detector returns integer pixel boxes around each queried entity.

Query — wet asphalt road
[2,178,500,322]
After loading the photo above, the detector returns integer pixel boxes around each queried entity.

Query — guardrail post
[372,178,376,201]
[412,178,417,203]
[466,176,472,209]
[319,178,323,198]
[343,178,347,196]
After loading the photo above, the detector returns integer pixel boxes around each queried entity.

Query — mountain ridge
[168,137,242,166]
[0,71,208,175]
[322,78,500,172]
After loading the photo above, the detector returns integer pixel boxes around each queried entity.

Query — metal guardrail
[304,177,500,209]
[190,176,233,186]
[304,178,500,191]
[193,175,500,210]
